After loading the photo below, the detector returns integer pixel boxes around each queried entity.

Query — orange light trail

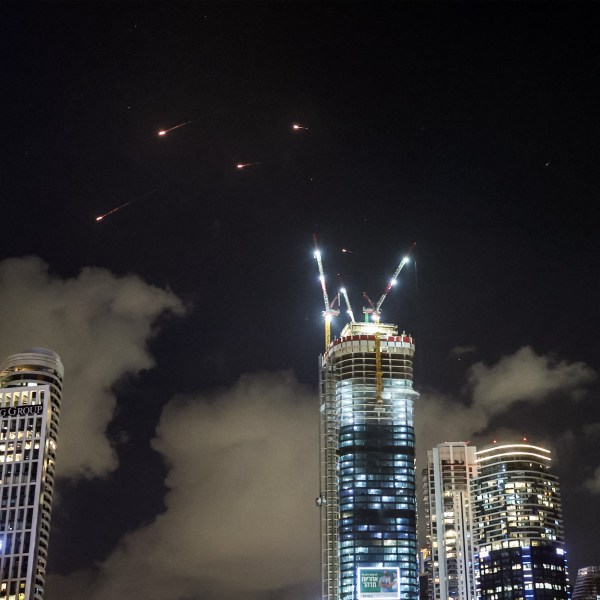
[95,191,156,222]
[157,120,192,136]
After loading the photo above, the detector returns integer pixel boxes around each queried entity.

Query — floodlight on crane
[339,286,356,324]
[362,242,416,322]
[337,274,356,324]
[313,234,340,350]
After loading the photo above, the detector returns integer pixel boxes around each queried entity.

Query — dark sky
[1,3,600,599]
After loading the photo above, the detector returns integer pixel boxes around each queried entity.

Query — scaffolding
[319,353,340,600]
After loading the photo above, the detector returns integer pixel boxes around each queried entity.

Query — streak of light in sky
[95,191,156,222]
[292,123,308,130]
[236,162,261,169]
[157,120,192,136]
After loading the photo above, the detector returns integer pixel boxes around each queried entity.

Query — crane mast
[313,234,340,351]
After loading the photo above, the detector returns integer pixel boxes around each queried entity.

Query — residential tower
[0,349,63,600]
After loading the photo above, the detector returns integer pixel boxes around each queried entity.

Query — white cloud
[0,256,185,478]
[466,346,595,414]
[48,371,320,600]
[583,466,600,494]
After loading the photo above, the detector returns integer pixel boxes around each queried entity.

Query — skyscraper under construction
[318,321,419,600]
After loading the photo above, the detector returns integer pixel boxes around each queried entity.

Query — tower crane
[361,242,416,404]
[362,292,376,322]
[313,234,340,351]
[362,242,416,323]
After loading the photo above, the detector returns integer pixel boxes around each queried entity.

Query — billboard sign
[0,405,44,418]
[357,567,400,599]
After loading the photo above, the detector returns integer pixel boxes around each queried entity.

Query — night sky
[2,3,600,599]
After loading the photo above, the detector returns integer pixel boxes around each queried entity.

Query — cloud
[466,346,595,413]
[48,371,320,600]
[0,256,185,478]
[583,466,600,494]
[582,422,600,437]
[416,346,596,464]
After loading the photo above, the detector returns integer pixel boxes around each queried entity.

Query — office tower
[572,566,600,600]
[318,322,419,600]
[472,443,569,600]
[423,442,478,600]
[0,349,64,600]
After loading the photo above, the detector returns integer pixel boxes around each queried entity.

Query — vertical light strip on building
[319,322,419,600]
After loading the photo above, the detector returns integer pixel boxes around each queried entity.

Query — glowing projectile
[95,191,156,222]
[96,201,132,221]
[157,120,192,136]
[236,162,260,169]
[292,123,308,131]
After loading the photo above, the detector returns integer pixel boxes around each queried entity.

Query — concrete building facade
[423,442,478,600]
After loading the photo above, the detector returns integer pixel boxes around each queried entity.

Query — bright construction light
[403,256,410,263]
[340,287,346,293]
[314,250,321,259]
[325,314,332,323]
[390,279,397,286]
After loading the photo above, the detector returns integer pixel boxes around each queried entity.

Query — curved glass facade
[319,323,419,600]
[472,444,569,600]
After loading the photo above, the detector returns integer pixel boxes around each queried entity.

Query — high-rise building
[423,442,478,600]
[318,321,419,600]
[0,349,64,600]
[572,566,600,600]
[472,443,569,600]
